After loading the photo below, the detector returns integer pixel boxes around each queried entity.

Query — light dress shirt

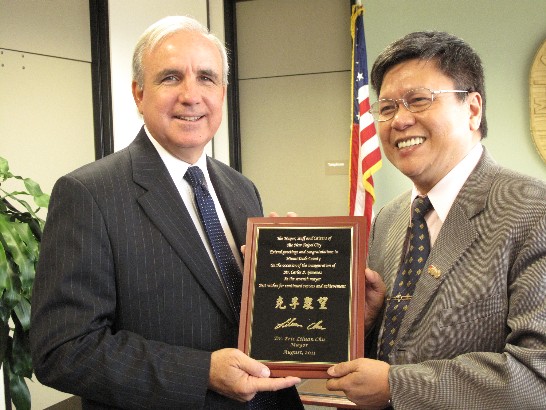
[411,143,483,246]
[145,127,244,285]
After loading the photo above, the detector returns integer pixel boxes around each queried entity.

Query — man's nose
[390,103,415,129]
[178,79,200,104]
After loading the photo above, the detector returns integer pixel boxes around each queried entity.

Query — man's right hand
[208,348,301,402]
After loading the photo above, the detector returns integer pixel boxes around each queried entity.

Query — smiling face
[132,30,226,164]
[377,58,482,193]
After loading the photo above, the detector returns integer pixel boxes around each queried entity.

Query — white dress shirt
[411,143,483,246]
[145,127,244,280]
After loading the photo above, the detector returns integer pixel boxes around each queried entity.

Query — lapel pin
[428,265,441,279]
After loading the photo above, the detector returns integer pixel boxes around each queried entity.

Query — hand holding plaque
[238,216,367,379]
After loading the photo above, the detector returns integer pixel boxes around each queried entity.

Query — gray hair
[132,15,229,88]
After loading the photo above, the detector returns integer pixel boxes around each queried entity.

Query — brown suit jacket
[367,149,546,409]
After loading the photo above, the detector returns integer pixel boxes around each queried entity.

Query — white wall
[0,0,95,197]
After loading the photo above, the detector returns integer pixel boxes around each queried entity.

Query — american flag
[349,4,381,238]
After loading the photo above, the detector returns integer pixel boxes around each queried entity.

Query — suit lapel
[395,149,498,347]
[129,129,236,323]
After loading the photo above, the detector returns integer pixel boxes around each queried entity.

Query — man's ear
[132,81,144,114]
[468,92,482,132]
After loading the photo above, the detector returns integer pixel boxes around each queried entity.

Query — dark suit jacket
[30,128,302,409]
[367,149,546,409]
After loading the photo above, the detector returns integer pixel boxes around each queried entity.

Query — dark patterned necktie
[184,166,242,318]
[185,166,279,409]
[379,196,433,362]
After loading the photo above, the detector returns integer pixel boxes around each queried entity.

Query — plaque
[238,216,366,379]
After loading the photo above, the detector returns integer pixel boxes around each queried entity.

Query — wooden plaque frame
[238,216,366,379]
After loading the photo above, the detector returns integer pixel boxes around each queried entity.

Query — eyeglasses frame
[369,88,469,122]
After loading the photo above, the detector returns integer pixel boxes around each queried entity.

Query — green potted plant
[1,156,49,410]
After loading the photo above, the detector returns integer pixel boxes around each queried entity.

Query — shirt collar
[411,143,483,221]
[144,126,208,182]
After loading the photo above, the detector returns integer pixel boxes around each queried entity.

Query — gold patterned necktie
[379,196,433,362]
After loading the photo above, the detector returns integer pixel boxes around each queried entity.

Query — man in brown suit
[327,31,546,409]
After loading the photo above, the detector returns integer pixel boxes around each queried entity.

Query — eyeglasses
[369,88,468,122]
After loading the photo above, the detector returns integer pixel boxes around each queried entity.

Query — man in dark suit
[327,31,546,409]
[30,16,303,409]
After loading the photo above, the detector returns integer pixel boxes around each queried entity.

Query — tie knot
[184,166,207,191]
[412,196,433,221]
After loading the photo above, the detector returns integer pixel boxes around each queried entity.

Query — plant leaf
[0,239,9,291]
[0,237,21,321]
[0,216,34,286]
[0,250,22,318]
[6,361,31,410]
[13,297,31,332]
[10,314,32,377]
[35,193,50,208]
[1,271,21,314]
[0,156,10,177]
[12,223,38,291]
[2,193,37,216]
[0,321,7,364]
[23,178,50,208]
[23,178,43,196]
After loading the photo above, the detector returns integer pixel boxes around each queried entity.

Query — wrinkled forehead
[144,31,223,72]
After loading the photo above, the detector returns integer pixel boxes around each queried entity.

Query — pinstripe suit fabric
[366,149,546,409]
[30,128,302,409]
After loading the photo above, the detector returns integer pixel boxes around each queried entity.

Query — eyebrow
[153,68,221,83]
[197,68,221,82]
[153,69,181,83]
